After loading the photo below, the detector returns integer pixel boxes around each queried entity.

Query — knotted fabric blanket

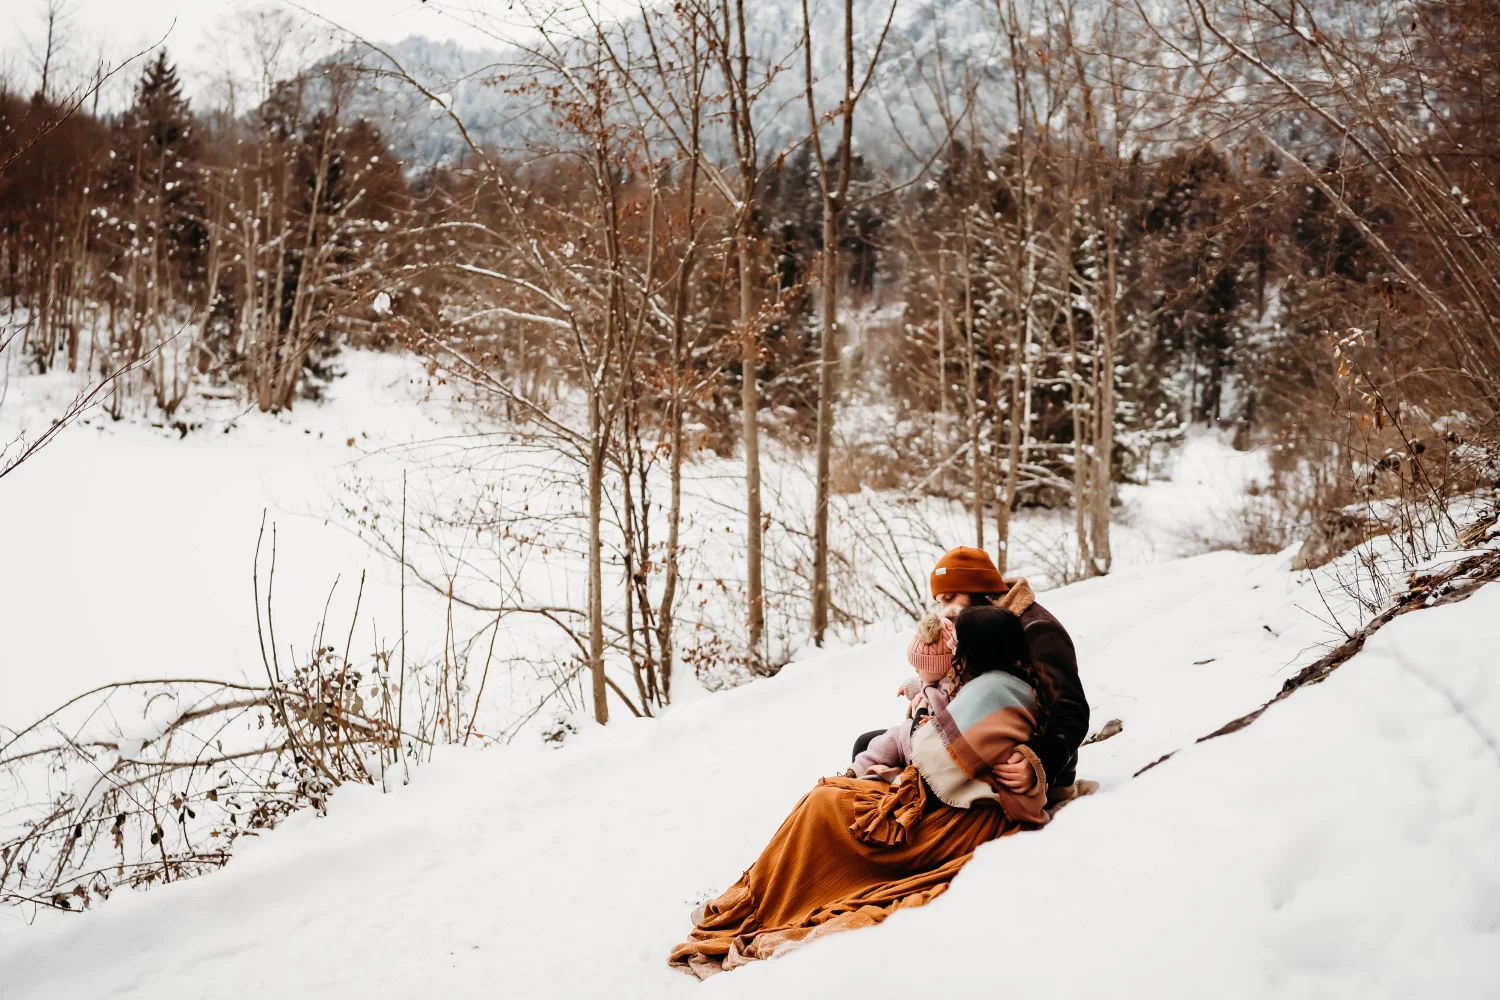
[909,670,1050,824]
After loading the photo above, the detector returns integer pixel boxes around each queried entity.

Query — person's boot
[1046,779,1100,813]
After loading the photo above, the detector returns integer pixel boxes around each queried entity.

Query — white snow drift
[1,544,1495,998]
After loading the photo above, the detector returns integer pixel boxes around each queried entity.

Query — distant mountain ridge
[341,0,1015,171]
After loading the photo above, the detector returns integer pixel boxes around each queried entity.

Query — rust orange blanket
[668,770,1022,978]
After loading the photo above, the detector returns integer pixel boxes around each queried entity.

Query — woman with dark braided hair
[669,606,1051,979]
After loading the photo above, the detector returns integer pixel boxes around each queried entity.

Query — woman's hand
[994,751,1038,793]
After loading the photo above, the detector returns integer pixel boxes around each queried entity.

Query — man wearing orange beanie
[853,545,1092,804]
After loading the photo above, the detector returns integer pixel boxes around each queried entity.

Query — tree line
[2,46,408,419]
[2,0,1496,724]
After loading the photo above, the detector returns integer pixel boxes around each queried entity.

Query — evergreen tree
[99,49,206,361]
[123,51,206,271]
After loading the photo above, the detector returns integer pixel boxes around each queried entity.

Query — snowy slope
[2,544,1494,998]
[0,349,1233,733]
[0,353,449,724]
[722,574,1500,999]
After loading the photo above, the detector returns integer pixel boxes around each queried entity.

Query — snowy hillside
[2,537,1494,997]
[0,353,447,724]
[0,349,1232,730]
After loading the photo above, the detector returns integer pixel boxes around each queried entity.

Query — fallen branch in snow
[0,674,403,915]
[1082,719,1123,747]
[1,511,598,918]
[1135,549,1500,778]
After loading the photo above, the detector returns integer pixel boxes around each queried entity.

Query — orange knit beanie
[929,545,1008,598]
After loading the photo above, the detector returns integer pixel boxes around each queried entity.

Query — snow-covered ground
[1,540,1495,997]
[10,349,1491,997]
[1,350,1256,728]
[0,353,447,724]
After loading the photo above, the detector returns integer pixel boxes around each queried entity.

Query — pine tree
[99,49,206,368]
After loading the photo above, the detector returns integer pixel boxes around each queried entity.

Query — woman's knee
[799,781,857,824]
[851,728,886,761]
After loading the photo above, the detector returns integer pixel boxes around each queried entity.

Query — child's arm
[921,680,953,713]
[851,723,908,779]
[897,675,952,717]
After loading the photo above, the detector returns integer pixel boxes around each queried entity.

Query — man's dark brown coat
[996,579,1089,788]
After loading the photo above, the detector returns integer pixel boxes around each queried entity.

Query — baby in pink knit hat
[898,612,958,714]
[848,613,960,783]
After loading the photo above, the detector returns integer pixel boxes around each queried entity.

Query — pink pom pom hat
[906,613,956,682]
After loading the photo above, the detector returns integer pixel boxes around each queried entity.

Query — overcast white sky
[1,0,521,109]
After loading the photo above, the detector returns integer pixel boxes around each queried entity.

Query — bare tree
[720,0,770,667]
[28,0,69,103]
[802,0,898,645]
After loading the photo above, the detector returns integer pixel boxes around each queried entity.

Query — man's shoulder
[1020,600,1077,650]
[1020,600,1065,632]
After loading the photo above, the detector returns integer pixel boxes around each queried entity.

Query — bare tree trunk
[275,104,336,411]
[996,6,1030,576]
[1091,209,1117,574]
[961,217,983,550]
[998,331,1022,576]
[1001,193,1038,574]
[38,1,62,102]
[659,268,687,703]
[619,428,653,716]
[260,103,299,413]
[587,383,608,723]
[704,0,770,663]
[739,230,765,663]
[805,0,890,645]
[735,0,766,664]
[936,238,948,419]
[811,200,838,644]
[1064,229,1093,573]
[656,12,706,701]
